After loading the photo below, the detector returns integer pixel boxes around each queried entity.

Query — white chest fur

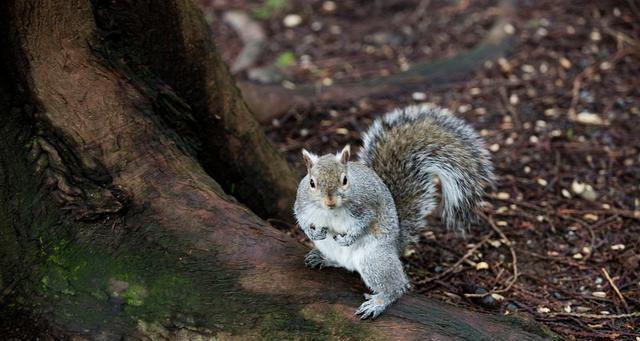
[299,205,359,235]
[298,206,369,272]
[314,237,371,272]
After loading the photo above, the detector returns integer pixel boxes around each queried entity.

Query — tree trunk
[94,0,299,221]
[0,0,556,339]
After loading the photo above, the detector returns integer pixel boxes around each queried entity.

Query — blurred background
[199,0,639,338]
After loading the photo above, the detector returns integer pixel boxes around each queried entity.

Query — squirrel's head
[301,145,351,210]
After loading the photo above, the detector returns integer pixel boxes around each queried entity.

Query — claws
[355,294,387,320]
[304,249,327,269]
[333,233,355,246]
[307,226,328,240]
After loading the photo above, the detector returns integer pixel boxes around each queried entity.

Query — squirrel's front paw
[333,233,356,246]
[307,224,328,240]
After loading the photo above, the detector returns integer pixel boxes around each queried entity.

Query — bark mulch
[206,0,640,339]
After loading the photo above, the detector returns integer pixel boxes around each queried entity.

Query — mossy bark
[0,0,557,340]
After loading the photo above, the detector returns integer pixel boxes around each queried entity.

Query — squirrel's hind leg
[304,248,338,269]
[356,251,410,319]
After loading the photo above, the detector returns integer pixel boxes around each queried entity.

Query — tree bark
[0,0,556,340]
[93,0,299,220]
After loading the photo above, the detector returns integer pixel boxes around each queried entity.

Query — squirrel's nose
[324,196,337,208]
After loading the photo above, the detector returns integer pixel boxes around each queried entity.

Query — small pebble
[491,293,504,302]
[583,213,598,221]
[475,262,489,270]
[504,23,515,35]
[544,108,559,117]
[537,306,551,314]
[458,104,471,113]
[575,112,606,125]
[412,92,427,101]
[497,192,510,200]
[571,180,585,194]
[322,1,337,12]
[611,244,625,251]
[283,14,302,28]
[591,291,607,298]
[521,64,535,73]
[560,57,572,69]
[509,94,519,105]
[403,248,416,257]
[335,128,349,135]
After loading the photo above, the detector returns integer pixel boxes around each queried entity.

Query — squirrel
[294,104,495,319]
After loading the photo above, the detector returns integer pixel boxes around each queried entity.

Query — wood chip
[574,112,607,125]
[538,306,551,313]
[283,14,302,28]
[475,261,489,270]
[610,244,625,251]
[583,213,598,221]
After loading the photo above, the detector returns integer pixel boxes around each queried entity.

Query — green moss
[254,0,289,19]
[122,283,147,306]
[0,57,378,341]
[298,304,380,341]
[275,51,295,68]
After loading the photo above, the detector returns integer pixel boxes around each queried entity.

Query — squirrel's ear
[301,149,318,171]
[337,145,350,165]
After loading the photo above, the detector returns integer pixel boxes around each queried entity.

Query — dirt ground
[204,0,640,339]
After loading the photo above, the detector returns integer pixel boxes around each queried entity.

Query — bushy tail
[358,104,495,245]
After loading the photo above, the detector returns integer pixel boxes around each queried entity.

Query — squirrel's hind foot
[304,249,334,269]
[355,294,389,320]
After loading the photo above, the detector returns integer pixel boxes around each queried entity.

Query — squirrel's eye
[342,175,348,186]
[310,178,315,188]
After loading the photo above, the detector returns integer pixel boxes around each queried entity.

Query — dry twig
[417,231,494,285]
[549,312,640,320]
[601,267,629,311]
[463,212,519,298]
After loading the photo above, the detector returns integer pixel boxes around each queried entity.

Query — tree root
[240,0,518,123]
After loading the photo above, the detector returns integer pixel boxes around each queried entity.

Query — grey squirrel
[294,104,495,319]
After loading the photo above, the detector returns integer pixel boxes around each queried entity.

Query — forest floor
[204,0,640,339]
